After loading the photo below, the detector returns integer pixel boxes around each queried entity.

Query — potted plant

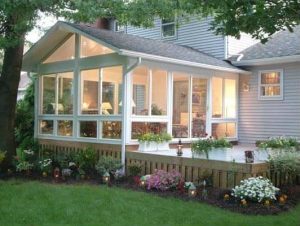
[138,133,157,152]
[156,133,172,151]
[210,138,233,161]
[257,136,299,161]
[191,138,213,159]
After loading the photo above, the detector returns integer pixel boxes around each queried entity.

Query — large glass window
[41,73,73,115]
[80,36,114,58]
[58,72,73,115]
[42,75,56,114]
[131,122,167,139]
[259,70,283,100]
[212,77,236,118]
[192,78,207,138]
[172,73,189,138]
[212,123,236,138]
[132,67,149,115]
[80,66,123,115]
[43,35,75,64]
[102,66,123,115]
[152,69,167,115]
[102,121,122,139]
[81,69,99,114]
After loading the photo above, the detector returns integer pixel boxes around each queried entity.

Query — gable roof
[232,26,300,66]
[23,21,248,74]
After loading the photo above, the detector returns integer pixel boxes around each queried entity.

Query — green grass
[0,180,299,226]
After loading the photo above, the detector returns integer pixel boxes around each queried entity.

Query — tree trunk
[0,36,25,169]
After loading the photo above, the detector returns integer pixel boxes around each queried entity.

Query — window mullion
[148,69,152,116]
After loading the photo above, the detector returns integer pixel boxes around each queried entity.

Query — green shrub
[15,80,36,151]
[0,150,6,165]
[138,132,172,143]
[95,156,123,176]
[268,150,300,185]
[128,163,143,176]
[76,147,97,175]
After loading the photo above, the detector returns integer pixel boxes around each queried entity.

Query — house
[21,18,300,187]
[17,72,31,100]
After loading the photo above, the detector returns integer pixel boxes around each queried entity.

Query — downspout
[121,57,141,174]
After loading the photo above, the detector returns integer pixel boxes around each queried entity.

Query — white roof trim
[120,49,250,74]
[232,55,300,66]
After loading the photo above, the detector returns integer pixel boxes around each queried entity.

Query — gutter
[232,55,300,66]
[119,49,251,75]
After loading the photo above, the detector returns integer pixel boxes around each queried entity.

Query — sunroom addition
[21,22,247,149]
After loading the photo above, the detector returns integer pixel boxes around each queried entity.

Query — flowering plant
[16,161,34,172]
[232,176,279,203]
[39,158,52,173]
[146,169,182,191]
[258,136,299,150]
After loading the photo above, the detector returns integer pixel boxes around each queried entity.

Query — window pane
[261,72,280,84]
[43,35,75,63]
[58,120,73,136]
[261,86,280,96]
[172,73,189,138]
[152,69,167,115]
[131,122,167,139]
[162,24,175,37]
[192,78,207,138]
[224,79,236,118]
[80,121,97,138]
[132,67,149,115]
[42,75,56,114]
[80,36,114,58]
[102,66,123,115]
[58,72,73,114]
[81,69,99,114]
[212,123,236,138]
[40,120,53,134]
[102,121,122,139]
[212,77,223,118]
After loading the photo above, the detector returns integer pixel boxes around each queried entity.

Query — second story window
[115,21,125,32]
[258,70,283,100]
[161,18,176,39]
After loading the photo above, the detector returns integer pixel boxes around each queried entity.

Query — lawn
[0,180,299,226]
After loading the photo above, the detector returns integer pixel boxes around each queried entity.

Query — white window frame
[258,69,283,100]
[114,21,125,32]
[161,18,177,39]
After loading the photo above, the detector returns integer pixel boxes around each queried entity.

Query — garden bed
[1,173,299,216]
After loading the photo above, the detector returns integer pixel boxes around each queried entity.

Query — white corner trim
[232,55,300,66]
[119,49,251,75]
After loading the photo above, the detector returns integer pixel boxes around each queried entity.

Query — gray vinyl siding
[238,62,300,144]
[126,17,225,59]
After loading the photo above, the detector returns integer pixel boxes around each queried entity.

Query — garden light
[177,139,183,157]
[140,176,146,187]
[53,167,60,182]
[224,194,230,201]
[103,171,110,184]
[188,184,197,197]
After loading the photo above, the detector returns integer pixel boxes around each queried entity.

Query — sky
[26,14,60,43]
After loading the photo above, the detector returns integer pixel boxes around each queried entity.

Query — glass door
[191,77,208,138]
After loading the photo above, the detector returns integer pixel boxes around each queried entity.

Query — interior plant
[232,176,279,203]
[151,104,164,115]
[191,138,213,159]
[95,156,123,179]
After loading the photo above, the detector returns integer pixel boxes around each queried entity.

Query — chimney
[92,18,110,29]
